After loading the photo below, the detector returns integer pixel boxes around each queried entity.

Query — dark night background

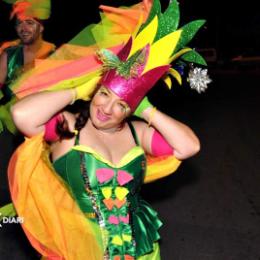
[1,0,260,61]
[0,1,260,259]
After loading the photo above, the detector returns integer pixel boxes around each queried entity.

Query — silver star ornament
[187,67,212,93]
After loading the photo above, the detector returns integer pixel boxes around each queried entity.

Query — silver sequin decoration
[187,67,212,93]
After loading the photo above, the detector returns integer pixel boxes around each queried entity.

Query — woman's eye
[118,103,127,111]
[99,90,108,96]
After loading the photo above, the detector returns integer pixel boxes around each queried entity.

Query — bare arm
[0,52,7,85]
[136,108,200,160]
[11,89,74,137]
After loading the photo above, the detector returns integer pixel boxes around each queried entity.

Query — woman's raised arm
[11,89,74,137]
[137,107,201,160]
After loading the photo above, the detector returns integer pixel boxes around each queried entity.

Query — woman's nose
[103,100,114,114]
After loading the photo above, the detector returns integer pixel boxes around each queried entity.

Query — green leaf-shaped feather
[174,20,206,54]
[181,50,207,66]
[163,0,180,31]
[154,0,180,41]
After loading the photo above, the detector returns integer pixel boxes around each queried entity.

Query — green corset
[53,124,162,259]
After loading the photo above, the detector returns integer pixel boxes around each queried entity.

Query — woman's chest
[82,151,146,192]
[81,130,137,166]
[54,149,146,196]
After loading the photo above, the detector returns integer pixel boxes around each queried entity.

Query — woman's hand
[134,96,153,119]
[72,76,101,103]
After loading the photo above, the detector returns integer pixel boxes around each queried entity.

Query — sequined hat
[98,38,170,111]
[97,0,211,111]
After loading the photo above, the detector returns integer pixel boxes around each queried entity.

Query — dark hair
[56,100,90,139]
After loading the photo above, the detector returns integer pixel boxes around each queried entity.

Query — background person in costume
[0,39,21,56]
[0,0,55,132]
[0,0,55,221]
[8,0,210,258]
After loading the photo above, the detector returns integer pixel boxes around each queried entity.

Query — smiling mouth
[96,110,110,122]
[20,33,31,38]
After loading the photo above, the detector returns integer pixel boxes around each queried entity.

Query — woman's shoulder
[130,120,149,140]
[131,120,147,129]
[130,120,147,128]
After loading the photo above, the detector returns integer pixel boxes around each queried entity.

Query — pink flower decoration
[108,214,129,225]
[108,215,120,225]
[119,214,129,224]
[96,168,114,183]
[117,170,133,186]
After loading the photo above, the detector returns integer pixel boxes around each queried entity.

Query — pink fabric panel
[96,168,114,183]
[151,130,174,156]
[44,113,62,142]
[15,45,123,98]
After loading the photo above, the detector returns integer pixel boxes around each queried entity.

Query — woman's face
[90,86,131,131]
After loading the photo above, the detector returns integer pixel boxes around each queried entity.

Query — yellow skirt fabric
[8,133,104,260]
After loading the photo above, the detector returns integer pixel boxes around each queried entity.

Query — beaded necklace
[79,152,110,259]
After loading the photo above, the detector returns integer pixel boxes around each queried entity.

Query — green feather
[181,50,207,66]
[154,0,180,41]
[164,0,180,29]
[174,20,206,54]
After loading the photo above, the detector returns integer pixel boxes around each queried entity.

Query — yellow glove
[71,75,101,103]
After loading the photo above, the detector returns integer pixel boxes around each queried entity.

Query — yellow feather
[168,68,182,85]
[48,71,101,95]
[143,30,182,73]
[132,14,144,39]
[163,75,172,89]
[129,16,158,56]
[169,47,192,63]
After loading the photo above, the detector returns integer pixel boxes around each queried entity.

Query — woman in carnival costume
[7,0,211,259]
